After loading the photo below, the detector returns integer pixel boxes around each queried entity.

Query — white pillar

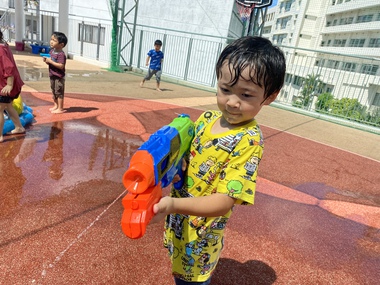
[59,0,69,53]
[58,0,69,36]
[15,0,25,50]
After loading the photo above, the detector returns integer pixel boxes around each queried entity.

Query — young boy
[140,39,164,91]
[152,36,286,284]
[43,31,67,113]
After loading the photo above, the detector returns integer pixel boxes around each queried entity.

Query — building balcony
[327,0,379,15]
[322,21,380,34]
[318,46,380,58]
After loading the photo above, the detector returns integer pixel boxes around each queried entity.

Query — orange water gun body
[121,114,194,239]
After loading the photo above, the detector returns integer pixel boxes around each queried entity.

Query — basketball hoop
[238,5,255,22]
[235,1,256,23]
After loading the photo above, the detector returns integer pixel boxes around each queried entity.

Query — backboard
[235,0,273,8]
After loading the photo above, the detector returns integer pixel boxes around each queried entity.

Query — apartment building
[262,0,380,112]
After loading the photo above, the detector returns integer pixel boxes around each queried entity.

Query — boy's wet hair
[52,31,68,47]
[216,36,286,101]
[154,40,162,46]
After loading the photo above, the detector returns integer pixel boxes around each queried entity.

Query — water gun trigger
[173,160,185,190]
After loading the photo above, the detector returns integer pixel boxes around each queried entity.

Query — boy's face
[216,62,277,126]
[50,35,64,50]
[154,44,162,51]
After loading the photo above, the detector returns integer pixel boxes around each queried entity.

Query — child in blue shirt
[140,39,164,91]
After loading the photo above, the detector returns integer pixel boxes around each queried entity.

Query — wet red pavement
[1,91,379,285]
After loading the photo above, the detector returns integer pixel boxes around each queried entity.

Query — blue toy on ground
[2,104,34,135]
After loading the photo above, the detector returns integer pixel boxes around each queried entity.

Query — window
[285,1,292,12]
[339,17,354,25]
[285,73,292,83]
[25,19,37,34]
[274,34,287,45]
[343,62,356,72]
[315,59,325,67]
[293,75,303,86]
[325,86,333,93]
[349,38,365,47]
[373,93,380,107]
[327,60,340,69]
[356,14,373,23]
[279,17,291,29]
[360,64,379,75]
[78,23,105,45]
[369,38,380,48]
[333,39,346,47]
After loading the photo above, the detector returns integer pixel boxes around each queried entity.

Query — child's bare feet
[49,106,58,111]
[8,127,26,135]
[140,81,144,87]
[52,109,66,114]
[0,136,3,143]
[156,88,162,92]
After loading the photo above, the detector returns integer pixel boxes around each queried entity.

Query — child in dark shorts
[42,31,67,114]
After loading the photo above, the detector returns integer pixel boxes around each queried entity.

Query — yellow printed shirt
[164,110,264,282]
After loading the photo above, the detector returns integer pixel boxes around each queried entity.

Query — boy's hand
[151,196,174,224]
[43,57,50,64]
[1,85,13,95]
[151,159,187,223]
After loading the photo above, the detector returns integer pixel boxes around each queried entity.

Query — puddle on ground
[0,119,142,217]
[15,59,104,82]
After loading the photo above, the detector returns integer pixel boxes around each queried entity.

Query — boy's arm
[145,56,150,66]
[1,76,14,94]
[152,193,235,223]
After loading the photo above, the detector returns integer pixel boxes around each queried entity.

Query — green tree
[299,73,323,108]
[315,92,334,112]
[330,98,365,121]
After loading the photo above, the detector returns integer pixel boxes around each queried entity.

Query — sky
[270,0,278,8]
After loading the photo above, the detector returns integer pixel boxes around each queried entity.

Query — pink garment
[0,43,24,97]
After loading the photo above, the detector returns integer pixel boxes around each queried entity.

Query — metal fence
[16,16,380,134]
[276,45,380,132]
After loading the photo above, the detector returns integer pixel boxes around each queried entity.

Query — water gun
[40,53,50,58]
[121,114,194,239]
